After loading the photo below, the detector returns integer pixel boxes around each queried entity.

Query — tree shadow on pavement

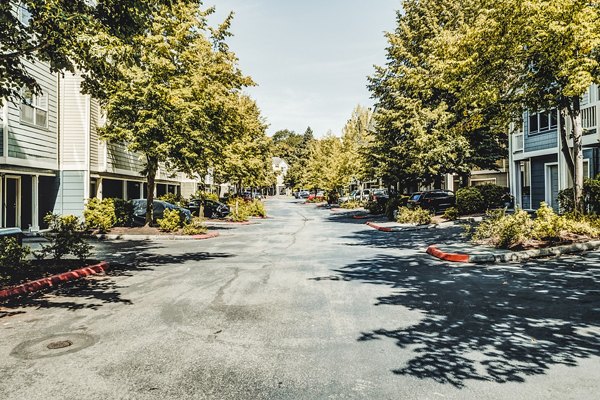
[1,241,235,313]
[313,252,600,388]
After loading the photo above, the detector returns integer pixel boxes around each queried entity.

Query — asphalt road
[0,198,599,399]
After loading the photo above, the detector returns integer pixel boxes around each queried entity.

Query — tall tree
[340,105,373,188]
[100,1,253,224]
[271,129,303,163]
[303,133,346,193]
[0,0,184,103]
[285,126,316,189]
[436,0,600,210]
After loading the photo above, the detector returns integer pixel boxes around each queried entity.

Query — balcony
[582,105,597,136]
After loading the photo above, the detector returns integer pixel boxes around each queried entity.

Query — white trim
[513,147,560,161]
[471,178,497,185]
[83,93,91,200]
[544,162,559,209]
[2,99,8,158]
[4,156,57,170]
[31,175,39,231]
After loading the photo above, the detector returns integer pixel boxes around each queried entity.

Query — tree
[285,126,316,189]
[436,0,600,210]
[271,129,303,163]
[367,0,507,191]
[340,105,373,189]
[100,1,253,224]
[303,133,346,193]
[0,0,183,104]
[214,96,274,191]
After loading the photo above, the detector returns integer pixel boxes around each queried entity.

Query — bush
[158,193,186,207]
[456,187,485,215]
[247,200,266,217]
[227,199,251,222]
[113,199,134,227]
[182,217,208,235]
[157,208,181,232]
[396,206,432,225]
[365,200,385,215]
[473,209,534,249]
[476,184,508,210]
[35,214,92,261]
[341,200,363,209]
[558,176,600,214]
[443,207,460,221]
[84,198,116,233]
[0,237,30,275]
[194,191,219,202]
[385,196,408,221]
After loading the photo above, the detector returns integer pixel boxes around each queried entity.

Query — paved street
[1,198,599,399]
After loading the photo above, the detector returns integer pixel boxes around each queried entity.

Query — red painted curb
[426,245,470,263]
[0,261,109,300]
[366,222,393,232]
[352,215,370,220]
[192,232,220,240]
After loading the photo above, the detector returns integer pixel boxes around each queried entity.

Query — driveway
[0,198,598,399]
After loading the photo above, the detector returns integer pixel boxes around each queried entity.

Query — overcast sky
[209,0,401,137]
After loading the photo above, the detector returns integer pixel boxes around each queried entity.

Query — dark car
[407,190,455,214]
[188,199,230,219]
[131,199,192,225]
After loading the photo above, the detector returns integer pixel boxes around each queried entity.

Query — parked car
[407,190,455,214]
[339,190,358,203]
[188,199,230,219]
[131,199,192,225]
[307,191,325,201]
[298,190,310,199]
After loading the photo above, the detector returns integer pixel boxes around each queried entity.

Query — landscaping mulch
[0,259,100,291]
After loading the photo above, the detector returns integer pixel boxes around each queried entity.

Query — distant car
[188,199,230,219]
[307,191,325,201]
[339,190,358,203]
[298,190,310,199]
[131,199,192,225]
[407,190,455,214]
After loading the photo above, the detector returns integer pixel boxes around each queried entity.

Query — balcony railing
[582,105,597,136]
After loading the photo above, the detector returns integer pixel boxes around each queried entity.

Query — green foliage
[157,209,182,232]
[476,184,508,210]
[182,217,208,235]
[396,207,432,226]
[456,187,486,215]
[35,214,92,261]
[559,176,600,214]
[443,207,460,221]
[226,199,251,222]
[340,200,363,210]
[246,200,267,218]
[365,200,385,215]
[193,191,219,202]
[84,198,116,233]
[0,237,30,275]
[158,193,185,207]
[385,196,409,221]
[474,204,599,249]
[113,198,134,227]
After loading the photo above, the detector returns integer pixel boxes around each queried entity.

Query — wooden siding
[59,73,87,169]
[5,59,58,166]
[524,112,558,152]
[90,98,100,170]
[53,170,86,218]
[530,154,558,209]
[106,142,143,174]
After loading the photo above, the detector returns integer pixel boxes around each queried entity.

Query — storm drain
[47,340,73,350]
[11,333,96,359]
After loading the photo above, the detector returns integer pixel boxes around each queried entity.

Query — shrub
[341,200,362,209]
[158,193,186,207]
[157,208,181,232]
[247,200,267,217]
[327,192,339,204]
[443,207,460,221]
[473,209,534,249]
[84,198,116,233]
[476,184,508,210]
[182,217,208,235]
[456,187,485,215]
[227,199,251,222]
[0,237,30,276]
[558,176,600,214]
[194,191,219,202]
[365,200,385,215]
[396,206,432,225]
[113,199,134,227]
[35,214,92,261]
[385,196,408,221]
[558,188,575,214]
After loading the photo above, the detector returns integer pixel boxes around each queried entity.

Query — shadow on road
[313,251,600,388]
[1,241,235,315]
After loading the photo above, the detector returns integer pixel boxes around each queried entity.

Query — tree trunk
[559,110,575,179]
[569,97,584,212]
[145,157,158,226]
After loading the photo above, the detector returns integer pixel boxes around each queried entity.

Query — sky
[208,0,401,137]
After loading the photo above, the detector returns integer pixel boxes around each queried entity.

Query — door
[547,165,559,211]
[5,177,21,227]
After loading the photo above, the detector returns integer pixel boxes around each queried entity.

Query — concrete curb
[427,240,600,264]
[0,261,109,300]
[94,232,220,241]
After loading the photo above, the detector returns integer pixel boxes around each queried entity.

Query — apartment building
[508,84,600,211]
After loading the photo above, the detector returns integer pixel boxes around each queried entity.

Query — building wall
[523,112,558,152]
[53,171,86,218]
[530,154,558,209]
[5,60,58,168]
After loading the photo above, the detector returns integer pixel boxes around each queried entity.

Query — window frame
[20,88,48,129]
[528,110,558,136]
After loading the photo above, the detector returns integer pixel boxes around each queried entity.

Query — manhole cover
[10,333,97,359]
[47,340,73,350]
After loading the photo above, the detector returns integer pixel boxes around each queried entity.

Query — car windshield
[410,194,421,201]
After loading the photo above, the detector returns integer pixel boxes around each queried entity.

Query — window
[20,88,48,128]
[528,110,557,134]
[584,160,590,179]
[17,3,31,26]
